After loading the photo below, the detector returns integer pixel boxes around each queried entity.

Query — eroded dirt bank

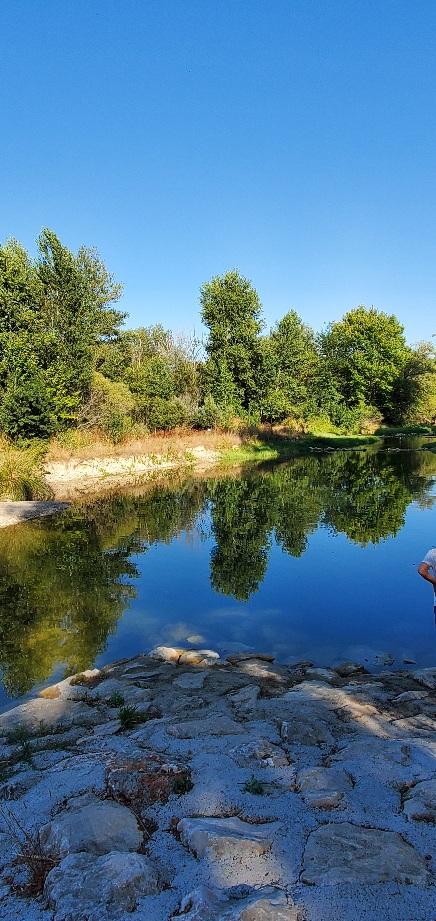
[0,648,435,921]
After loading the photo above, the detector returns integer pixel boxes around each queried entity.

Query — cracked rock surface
[0,647,434,921]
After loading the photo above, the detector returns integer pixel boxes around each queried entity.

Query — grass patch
[376,424,436,436]
[0,440,51,500]
[107,691,125,708]
[243,775,265,795]
[219,432,379,465]
[118,704,161,731]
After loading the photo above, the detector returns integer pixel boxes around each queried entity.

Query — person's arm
[418,562,436,587]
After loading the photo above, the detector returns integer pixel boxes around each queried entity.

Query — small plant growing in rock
[172,772,193,795]
[5,724,31,745]
[107,691,124,708]
[0,807,60,896]
[117,706,146,730]
[243,775,265,795]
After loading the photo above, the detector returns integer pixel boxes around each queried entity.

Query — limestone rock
[408,667,436,690]
[228,685,260,711]
[178,816,279,859]
[168,715,244,739]
[39,799,142,856]
[302,822,428,885]
[177,885,299,920]
[44,851,164,920]
[296,767,353,809]
[149,645,219,666]
[0,698,101,735]
[403,778,436,823]
[173,672,206,689]
[230,739,290,768]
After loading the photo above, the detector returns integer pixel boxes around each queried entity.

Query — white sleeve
[422,550,435,565]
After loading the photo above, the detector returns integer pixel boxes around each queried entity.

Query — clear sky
[1,0,435,342]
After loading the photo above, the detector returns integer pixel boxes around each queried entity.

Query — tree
[320,307,410,419]
[201,271,264,412]
[389,341,436,424]
[268,310,318,418]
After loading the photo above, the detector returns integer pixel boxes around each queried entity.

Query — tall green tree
[320,306,410,419]
[267,310,318,418]
[201,270,264,413]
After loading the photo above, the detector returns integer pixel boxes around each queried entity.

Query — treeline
[0,229,434,442]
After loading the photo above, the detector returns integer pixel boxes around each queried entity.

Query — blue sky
[1,0,434,342]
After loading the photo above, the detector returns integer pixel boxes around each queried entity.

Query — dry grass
[47,427,242,463]
[0,807,60,896]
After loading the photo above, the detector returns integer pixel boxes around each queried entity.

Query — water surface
[1,438,436,710]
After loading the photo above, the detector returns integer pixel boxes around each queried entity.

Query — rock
[106,754,190,806]
[403,778,436,823]
[228,685,260,711]
[296,767,353,809]
[392,690,428,703]
[0,698,101,735]
[168,715,244,739]
[176,885,299,920]
[334,662,366,678]
[226,652,275,665]
[177,816,279,859]
[39,799,142,856]
[149,645,219,666]
[302,822,428,884]
[230,739,290,768]
[92,720,121,737]
[402,657,416,665]
[39,671,100,700]
[44,851,164,920]
[0,770,42,800]
[407,667,436,689]
[173,673,206,689]
[305,667,336,682]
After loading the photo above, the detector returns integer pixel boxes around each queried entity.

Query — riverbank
[44,429,379,501]
[0,648,434,921]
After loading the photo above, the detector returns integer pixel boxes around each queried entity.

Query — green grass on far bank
[219,432,380,465]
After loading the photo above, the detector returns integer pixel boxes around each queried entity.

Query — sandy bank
[0,647,434,921]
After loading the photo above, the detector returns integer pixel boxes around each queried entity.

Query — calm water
[1,438,436,710]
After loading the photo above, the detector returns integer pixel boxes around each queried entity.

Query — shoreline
[0,647,434,921]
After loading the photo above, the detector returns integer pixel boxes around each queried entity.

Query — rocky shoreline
[0,647,435,921]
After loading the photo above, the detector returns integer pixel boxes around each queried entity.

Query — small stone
[178,816,279,859]
[302,822,428,884]
[403,778,436,823]
[44,851,164,920]
[296,767,352,809]
[39,799,142,856]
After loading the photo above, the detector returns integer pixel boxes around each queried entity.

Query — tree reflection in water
[0,443,435,697]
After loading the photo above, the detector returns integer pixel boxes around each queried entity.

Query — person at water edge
[418,549,436,610]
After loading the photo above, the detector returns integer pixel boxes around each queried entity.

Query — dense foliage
[0,230,434,442]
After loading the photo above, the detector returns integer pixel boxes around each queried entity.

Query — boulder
[176,885,299,920]
[407,668,436,690]
[149,646,220,666]
[177,816,279,859]
[302,822,428,885]
[0,698,101,735]
[39,799,142,856]
[403,778,436,823]
[44,851,164,920]
[334,662,366,678]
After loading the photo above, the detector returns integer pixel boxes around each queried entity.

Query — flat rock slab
[44,851,163,920]
[177,885,300,920]
[296,767,353,809]
[168,715,245,739]
[39,799,142,856]
[0,697,101,734]
[302,822,428,885]
[0,500,69,528]
[403,778,436,823]
[178,816,280,859]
